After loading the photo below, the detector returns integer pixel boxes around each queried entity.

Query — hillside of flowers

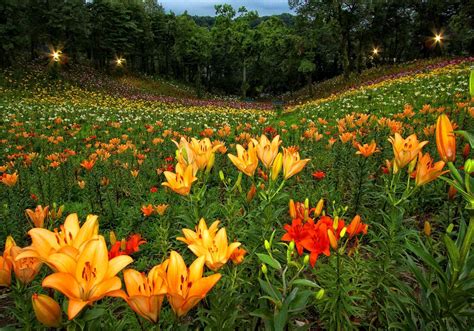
[1,59,474,330]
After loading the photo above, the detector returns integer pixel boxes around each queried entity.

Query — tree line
[0,0,472,97]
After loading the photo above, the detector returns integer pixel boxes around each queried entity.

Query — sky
[158,0,294,16]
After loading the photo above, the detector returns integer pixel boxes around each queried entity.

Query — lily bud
[463,144,470,160]
[303,255,310,265]
[205,153,215,174]
[261,264,268,275]
[32,293,61,328]
[304,198,309,220]
[288,241,295,253]
[315,288,325,300]
[109,231,117,245]
[314,199,324,217]
[446,223,454,234]
[327,230,338,250]
[448,185,457,200]
[289,199,296,219]
[340,227,347,238]
[246,184,257,202]
[408,156,417,174]
[436,114,456,163]
[264,240,271,252]
[465,159,474,173]
[219,170,225,182]
[333,216,339,230]
[271,152,283,181]
[120,238,126,251]
[424,221,431,237]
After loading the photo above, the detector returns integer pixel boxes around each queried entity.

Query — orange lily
[0,236,16,287]
[229,247,247,264]
[10,243,42,284]
[42,236,133,320]
[388,133,428,173]
[155,204,169,216]
[355,141,379,157]
[32,293,62,328]
[255,135,281,168]
[141,204,155,217]
[165,251,221,317]
[16,213,99,264]
[435,114,456,162]
[1,172,18,187]
[177,218,220,246]
[161,163,197,196]
[25,205,50,228]
[282,147,310,179]
[111,262,168,323]
[346,215,368,237]
[228,142,259,177]
[414,152,448,186]
[185,222,241,271]
[80,159,96,171]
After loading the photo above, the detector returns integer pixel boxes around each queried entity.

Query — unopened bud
[205,153,215,173]
[408,156,417,174]
[340,227,347,238]
[261,264,268,274]
[315,289,325,300]
[446,223,454,234]
[110,231,117,245]
[314,199,324,217]
[303,255,310,265]
[327,230,338,250]
[32,294,61,328]
[219,170,225,181]
[289,199,296,219]
[289,241,295,252]
[271,153,283,181]
[333,216,339,230]
[465,159,474,173]
[264,240,271,251]
[246,184,257,202]
[424,221,431,237]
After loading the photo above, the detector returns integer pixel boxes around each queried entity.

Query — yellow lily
[189,138,223,171]
[282,147,310,179]
[17,213,99,264]
[165,251,221,317]
[177,218,220,246]
[228,142,259,177]
[388,133,428,173]
[0,236,16,287]
[111,262,168,323]
[161,163,198,196]
[187,226,241,271]
[25,205,50,228]
[42,236,133,320]
[255,135,281,168]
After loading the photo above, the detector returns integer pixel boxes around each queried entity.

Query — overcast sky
[159,0,293,16]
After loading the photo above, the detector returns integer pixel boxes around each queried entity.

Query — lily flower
[355,141,379,157]
[388,133,428,172]
[255,135,281,168]
[10,244,42,284]
[0,236,16,287]
[42,236,133,320]
[165,251,221,317]
[186,226,241,271]
[25,205,50,228]
[188,138,223,171]
[111,262,168,323]
[16,213,99,265]
[436,114,456,162]
[161,163,197,196]
[414,152,448,186]
[177,218,220,246]
[228,142,259,177]
[282,147,310,179]
[346,215,368,237]
[1,172,18,187]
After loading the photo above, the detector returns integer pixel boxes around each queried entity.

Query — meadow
[1,58,474,330]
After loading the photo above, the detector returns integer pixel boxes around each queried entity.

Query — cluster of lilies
[0,212,244,327]
[282,199,368,267]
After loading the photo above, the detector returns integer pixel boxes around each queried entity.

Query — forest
[1,0,473,96]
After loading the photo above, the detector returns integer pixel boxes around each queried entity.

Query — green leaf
[454,130,474,149]
[406,241,446,282]
[258,278,282,301]
[470,69,474,97]
[256,253,282,270]
[292,279,321,288]
[249,308,272,320]
[274,305,289,331]
[443,234,460,272]
[82,308,106,321]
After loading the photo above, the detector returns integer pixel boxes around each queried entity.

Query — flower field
[1,59,474,330]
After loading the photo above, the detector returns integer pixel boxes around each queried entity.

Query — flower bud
[333,216,339,230]
[219,170,225,182]
[424,221,431,237]
[271,152,283,181]
[303,255,310,265]
[32,293,61,328]
[261,264,268,275]
[446,223,454,234]
[315,288,325,300]
[465,159,474,173]
[288,241,295,253]
[340,227,347,238]
[408,156,417,174]
[463,144,471,160]
[246,184,257,202]
[314,199,324,217]
[304,198,309,221]
[109,231,117,245]
[327,230,338,250]
[448,185,457,200]
[289,199,296,219]
[264,240,271,252]
[205,153,215,174]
